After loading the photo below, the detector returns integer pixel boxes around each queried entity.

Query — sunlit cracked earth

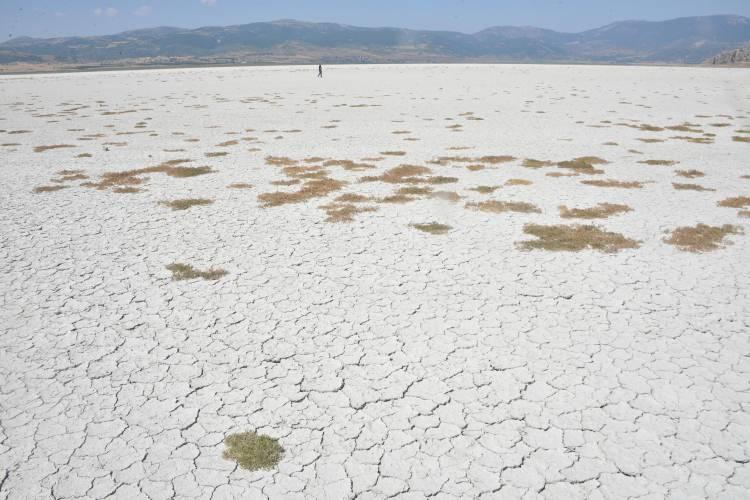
[1,64,750,499]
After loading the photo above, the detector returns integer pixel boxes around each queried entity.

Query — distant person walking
[318,64,323,78]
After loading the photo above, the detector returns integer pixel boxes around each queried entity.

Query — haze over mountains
[2,15,750,69]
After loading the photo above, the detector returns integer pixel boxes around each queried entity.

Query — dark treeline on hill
[2,15,750,67]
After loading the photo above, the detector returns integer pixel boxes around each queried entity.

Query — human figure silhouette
[318,65,323,78]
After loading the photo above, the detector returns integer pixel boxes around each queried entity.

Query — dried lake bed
[1,64,749,499]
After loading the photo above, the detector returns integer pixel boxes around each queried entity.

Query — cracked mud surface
[1,65,749,499]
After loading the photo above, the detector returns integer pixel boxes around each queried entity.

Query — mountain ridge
[2,15,750,68]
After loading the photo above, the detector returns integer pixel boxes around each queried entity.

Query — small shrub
[223,432,284,471]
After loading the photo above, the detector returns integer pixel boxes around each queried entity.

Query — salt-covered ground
[1,64,749,499]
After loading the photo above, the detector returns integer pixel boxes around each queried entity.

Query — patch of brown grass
[379,194,417,204]
[34,144,75,153]
[466,164,485,171]
[206,152,229,157]
[397,186,433,196]
[430,155,515,166]
[259,178,346,207]
[557,159,604,175]
[520,224,640,253]
[322,159,376,171]
[546,172,579,178]
[161,198,214,210]
[470,186,500,194]
[271,179,301,186]
[266,156,297,166]
[671,136,713,144]
[167,165,213,178]
[672,183,715,192]
[733,136,750,143]
[228,183,253,189]
[113,187,141,194]
[33,185,68,193]
[466,200,541,214]
[216,140,239,147]
[664,224,742,252]
[638,138,665,144]
[718,196,750,208]
[581,179,644,189]
[167,262,227,281]
[321,202,377,222]
[559,203,632,219]
[335,193,371,203]
[505,179,533,186]
[639,160,678,166]
[410,222,452,235]
[522,159,554,169]
[380,151,406,156]
[361,164,430,183]
[675,170,704,178]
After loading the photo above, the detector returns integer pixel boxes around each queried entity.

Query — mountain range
[2,15,750,69]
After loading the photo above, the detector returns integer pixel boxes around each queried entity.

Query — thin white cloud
[200,0,217,6]
[134,6,152,17]
[94,7,119,17]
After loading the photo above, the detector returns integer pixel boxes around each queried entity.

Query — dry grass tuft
[380,151,407,156]
[505,179,533,186]
[664,224,742,252]
[410,222,452,235]
[321,203,377,222]
[76,153,92,158]
[520,224,640,253]
[582,179,644,189]
[259,178,346,207]
[167,262,227,281]
[272,179,301,186]
[379,194,417,204]
[672,183,715,192]
[335,193,371,203]
[33,185,68,193]
[166,166,213,177]
[466,164,485,171]
[466,200,541,214]
[546,172,579,178]
[361,164,431,184]
[205,152,229,157]
[639,160,678,166]
[113,187,141,194]
[216,140,239,147]
[522,159,554,169]
[397,186,433,196]
[718,196,750,208]
[223,432,284,471]
[557,159,604,175]
[430,155,514,166]
[266,156,297,166]
[733,136,750,143]
[559,203,632,219]
[322,159,376,171]
[34,144,75,153]
[161,198,214,210]
[675,170,704,178]
[228,183,253,189]
[470,186,501,194]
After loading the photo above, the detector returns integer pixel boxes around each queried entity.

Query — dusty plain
[1,64,750,499]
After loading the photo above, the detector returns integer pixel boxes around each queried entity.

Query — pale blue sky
[3,0,750,39]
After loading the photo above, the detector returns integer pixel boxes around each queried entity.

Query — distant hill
[707,43,750,66]
[2,15,750,70]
